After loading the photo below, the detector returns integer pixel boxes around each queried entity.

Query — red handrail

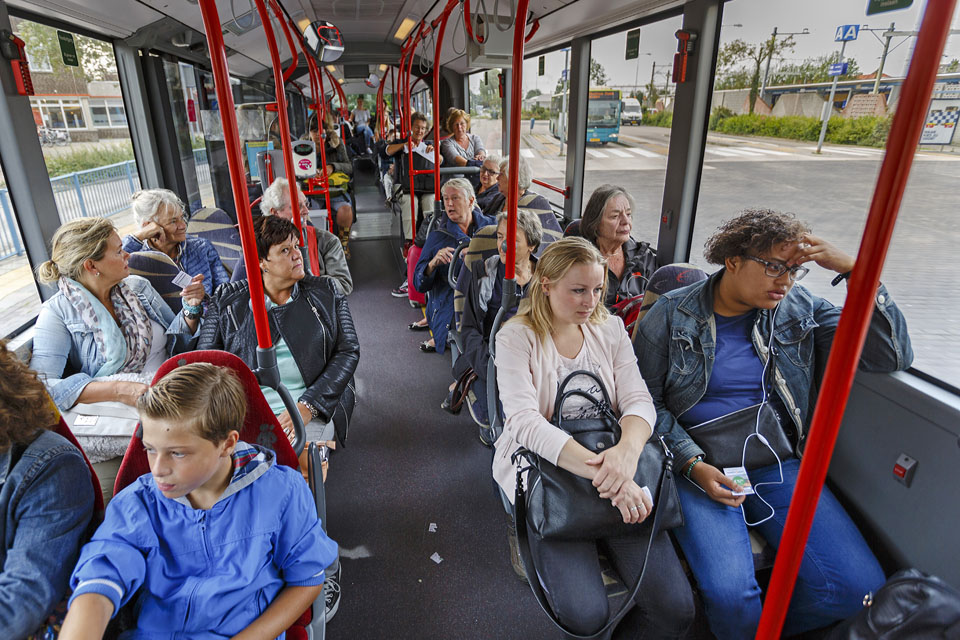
[503,0,531,280]
[754,0,957,637]
[431,0,460,199]
[524,18,540,43]
[268,1,299,83]
[252,0,301,237]
[463,0,486,44]
[402,22,428,238]
[196,0,271,349]
[532,178,569,199]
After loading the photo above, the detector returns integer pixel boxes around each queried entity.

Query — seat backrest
[631,263,708,341]
[187,208,243,276]
[517,192,563,257]
[53,415,105,522]
[563,219,582,238]
[127,251,183,313]
[453,225,499,332]
[114,350,301,495]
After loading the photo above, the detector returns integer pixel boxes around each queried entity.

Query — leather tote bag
[828,569,960,639]
[512,370,682,541]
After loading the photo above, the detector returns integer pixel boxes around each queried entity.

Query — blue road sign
[835,24,860,41]
[828,62,849,76]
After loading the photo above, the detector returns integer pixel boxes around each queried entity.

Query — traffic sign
[625,28,641,60]
[828,62,849,76]
[561,69,567,80]
[835,24,860,41]
[57,30,78,67]
[867,0,913,15]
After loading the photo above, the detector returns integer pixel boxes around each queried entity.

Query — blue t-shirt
[680,310,766,427]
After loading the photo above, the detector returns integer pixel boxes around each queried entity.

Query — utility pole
[559,47,569,156]
[816,39,847,154]
[663,70,671,94]
[760,27,809,102]
[873,22,896,94]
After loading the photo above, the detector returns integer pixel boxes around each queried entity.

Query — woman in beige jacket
[494,237,693,639]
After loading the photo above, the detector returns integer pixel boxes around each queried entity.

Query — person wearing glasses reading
[123,189,228,296]
[634,209,913,639]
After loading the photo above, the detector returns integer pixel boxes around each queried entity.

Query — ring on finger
[629,506,639,512]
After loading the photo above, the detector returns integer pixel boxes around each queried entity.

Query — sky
[514,0,960,97]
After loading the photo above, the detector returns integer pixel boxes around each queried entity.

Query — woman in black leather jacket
[198,216,359,449]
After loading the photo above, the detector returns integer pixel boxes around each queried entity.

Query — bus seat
[406,244,426,306]
[563,219,582,237]
[630,263,708,342]
[112,351,322,639]
[127,251,183,313]
[187,207,243,276]
[53,415,105,524]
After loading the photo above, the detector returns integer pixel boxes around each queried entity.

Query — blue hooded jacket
[413,208,495,353]
[69,442,337,639]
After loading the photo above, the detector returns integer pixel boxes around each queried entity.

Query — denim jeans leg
[527,535,610,638]
[673,476,762,640]
[746,459,885,636]
[602,532,696,640]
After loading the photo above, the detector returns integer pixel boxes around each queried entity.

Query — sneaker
[324,564,341,622]
[391,281,408,298]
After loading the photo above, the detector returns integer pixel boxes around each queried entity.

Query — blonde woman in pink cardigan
[494,237,693,639]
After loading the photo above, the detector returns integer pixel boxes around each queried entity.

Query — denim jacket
[122,234,229,296]
[0,430,94,638]
[634,270,913,465]
[30,276,196,410]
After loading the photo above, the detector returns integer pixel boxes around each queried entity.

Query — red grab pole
[252,0,301,236]
[196,0,272,349]
[754,1,957,637]
[431,0,459,199]
[504,0,531,281]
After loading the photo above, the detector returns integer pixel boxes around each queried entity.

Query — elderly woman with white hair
[121,189,228,296]
[412,178,496,353]
[483,155,553,220]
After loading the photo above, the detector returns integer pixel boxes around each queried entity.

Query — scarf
[58,277,154,377]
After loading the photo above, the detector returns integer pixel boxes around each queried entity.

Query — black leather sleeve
[299,284,360,422]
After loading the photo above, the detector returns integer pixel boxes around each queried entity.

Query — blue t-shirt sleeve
[273,468,338,587]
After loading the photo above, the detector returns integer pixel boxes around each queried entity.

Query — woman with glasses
[634,209,913,640]
[474,154,502,213]
[123,188,229,296]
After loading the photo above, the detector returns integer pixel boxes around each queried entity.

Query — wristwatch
[298,400,320,420]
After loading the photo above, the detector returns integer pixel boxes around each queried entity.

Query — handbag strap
[553,370,612,416]
[513,453,676,639]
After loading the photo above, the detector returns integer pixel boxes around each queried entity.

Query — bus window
[0,185,43,338]
[469,69,502,159]
[688,0,960,387]
[521,50,568,206]
[583,16,682,248]
[163,60,211,212]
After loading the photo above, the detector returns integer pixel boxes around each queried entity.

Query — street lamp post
[760,27,810,102]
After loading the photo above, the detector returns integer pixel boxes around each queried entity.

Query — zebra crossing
[486,142,955,164]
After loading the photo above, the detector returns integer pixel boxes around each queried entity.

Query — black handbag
[686,343,794,470]
[512,372,681,639]
[686,401,793,470]
[827,569,960,639]
[513,370,683,541]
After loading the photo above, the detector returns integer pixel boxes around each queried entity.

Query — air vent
[222,10,261,37]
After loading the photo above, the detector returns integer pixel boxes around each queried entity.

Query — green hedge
[43,143,136,178]
[709,109,890,147]
[647,107,890,148]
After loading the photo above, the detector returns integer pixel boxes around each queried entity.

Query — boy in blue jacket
[60,363,338,639]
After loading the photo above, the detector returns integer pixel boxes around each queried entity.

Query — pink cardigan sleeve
[608,317,657,432]
[495,322,572,466]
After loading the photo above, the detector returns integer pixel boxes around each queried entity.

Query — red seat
[112,350,313,639]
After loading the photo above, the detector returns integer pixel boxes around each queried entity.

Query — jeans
[355,124,374,149]
[527,529,694,640]
[673,458,885,640]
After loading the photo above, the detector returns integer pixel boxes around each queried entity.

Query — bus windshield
[587,94,620,128]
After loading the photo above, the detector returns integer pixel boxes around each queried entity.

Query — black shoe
[391,281,408,298]
[408,321,430,331]
[441,387,462,415]
[324,564,341,622]
[419,341,436,353]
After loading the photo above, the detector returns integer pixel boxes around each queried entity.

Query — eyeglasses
[481,167,500,176]
[156,212,188,227]
[743,255,809,281]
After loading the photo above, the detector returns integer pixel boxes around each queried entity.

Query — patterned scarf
[58,277,154,377]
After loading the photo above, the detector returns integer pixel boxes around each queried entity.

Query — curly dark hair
[703,209,810,265]
[0,341,57,451]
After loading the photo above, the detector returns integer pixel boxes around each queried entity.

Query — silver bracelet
[298,400,320,420]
